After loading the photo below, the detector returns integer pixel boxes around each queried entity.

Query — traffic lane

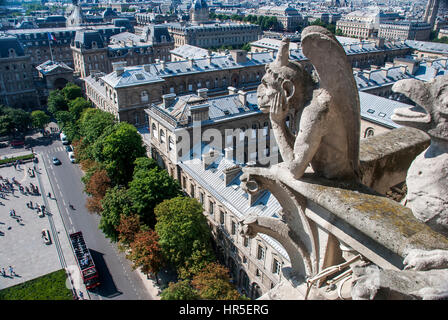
[44,152,152,300]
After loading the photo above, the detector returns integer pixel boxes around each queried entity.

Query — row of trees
[0,105,51,137]
[209,12,280,31]
[49,83,244,299]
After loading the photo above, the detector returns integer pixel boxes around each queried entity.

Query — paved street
[1,128,160,300]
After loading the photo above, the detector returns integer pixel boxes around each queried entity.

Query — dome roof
[103,7,118,18]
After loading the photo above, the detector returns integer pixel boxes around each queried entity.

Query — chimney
[155,58,160,64]
[230,50,247,63]
[223,164,242,185]
[207,51,212,64]
[143,64,151,72]
[189,58,194,68]
[224,147,234,161]
[269,50,275,58]
[112,61,127,76]
[162,93,176,108]
[202,148,217,170]
[364,70,371,80]
[190,103,209,122]
[161,60,166,70]
[228,86,237,95]
[399,64,408,74]
[247,52,253,60]
[197,88,208,99]
[381,67,389,78]
[238,90,247,106]
[244,161,264,206]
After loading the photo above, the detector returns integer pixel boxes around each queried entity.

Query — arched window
[141,90,149,103]
[152,123,158,138]
[168,136,174,151]
[364,127,375,138]
[160,129,165,143]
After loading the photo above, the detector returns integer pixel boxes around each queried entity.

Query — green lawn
[0,269,73,300]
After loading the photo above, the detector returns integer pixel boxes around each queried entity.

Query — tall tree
[84,168,111,199]
[127,229,165,278]
[68,97,91,121]
[47,90,68,115]
[61,82,82,101]
[160,280,200,300]
[117,214,142,247]
[99,186,132,241]
[96,122,147,185]
[154,196,213,271]
[128,167,181,227]
[78,108,116,146]
[191,263,243,300]
[31,110,50,131]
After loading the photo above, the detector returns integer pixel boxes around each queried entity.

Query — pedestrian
[78,291,84,300]
[8,266,14,277]
[1,268,5,277]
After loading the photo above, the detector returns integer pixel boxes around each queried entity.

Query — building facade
[71,25,173,78]
[0,35,39,109]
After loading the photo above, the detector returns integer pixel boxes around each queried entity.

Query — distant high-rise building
[424,0,440,29]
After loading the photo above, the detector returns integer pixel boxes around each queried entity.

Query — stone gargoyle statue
[253,26,361,181]
[391,75,448,235]
[350,75,448,300]
[239,26,362,282]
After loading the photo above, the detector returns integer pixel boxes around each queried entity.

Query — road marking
[68,216,73,224]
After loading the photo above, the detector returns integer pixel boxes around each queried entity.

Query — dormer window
[8,48,16,57]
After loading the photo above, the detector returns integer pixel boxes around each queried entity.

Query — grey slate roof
[73,29,105,49]
[405,40,448,55]
[0,35,25,58]
[102,66,164,88]
[163,91,259,124]
[178,149,289,261]
[359,91,411,129]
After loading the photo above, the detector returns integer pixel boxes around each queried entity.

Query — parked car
[52,157,61,165]
[68,151,75,163]
[65,145,73,152]
[60,132,69,145]
[41,229,51,245]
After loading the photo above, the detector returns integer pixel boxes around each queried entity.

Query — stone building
[71,25,173,78]
[5,24,128,74]
[167,22,261,49]
[255,6,304,32]
[336,7,381,39]
[84,50,274,126]
[378,21,432,41]
[35,60,74,105]
[0,35,39,109]
[190,0,209,25]
[250,37,411,69]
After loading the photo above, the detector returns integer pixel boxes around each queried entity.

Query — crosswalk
[39,146,66,154]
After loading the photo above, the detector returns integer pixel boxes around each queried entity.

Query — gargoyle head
[391,75,448,141]
[257,37,314,114]
[239,214,258,238]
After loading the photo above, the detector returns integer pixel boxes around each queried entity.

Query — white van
[68,151,75,163]
[60,132,69,145]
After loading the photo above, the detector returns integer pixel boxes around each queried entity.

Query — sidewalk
[34,152,89,300]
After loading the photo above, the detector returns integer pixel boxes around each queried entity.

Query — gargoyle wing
[301,26,361,175]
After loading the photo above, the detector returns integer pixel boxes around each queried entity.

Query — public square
[0,154,62,289]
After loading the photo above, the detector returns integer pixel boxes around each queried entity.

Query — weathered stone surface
[391,75,448,235]
[256,26,360,181]
[351,265,448,300]
[359,127,430,194]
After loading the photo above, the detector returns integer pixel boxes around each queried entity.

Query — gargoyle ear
[282,79,295,100]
